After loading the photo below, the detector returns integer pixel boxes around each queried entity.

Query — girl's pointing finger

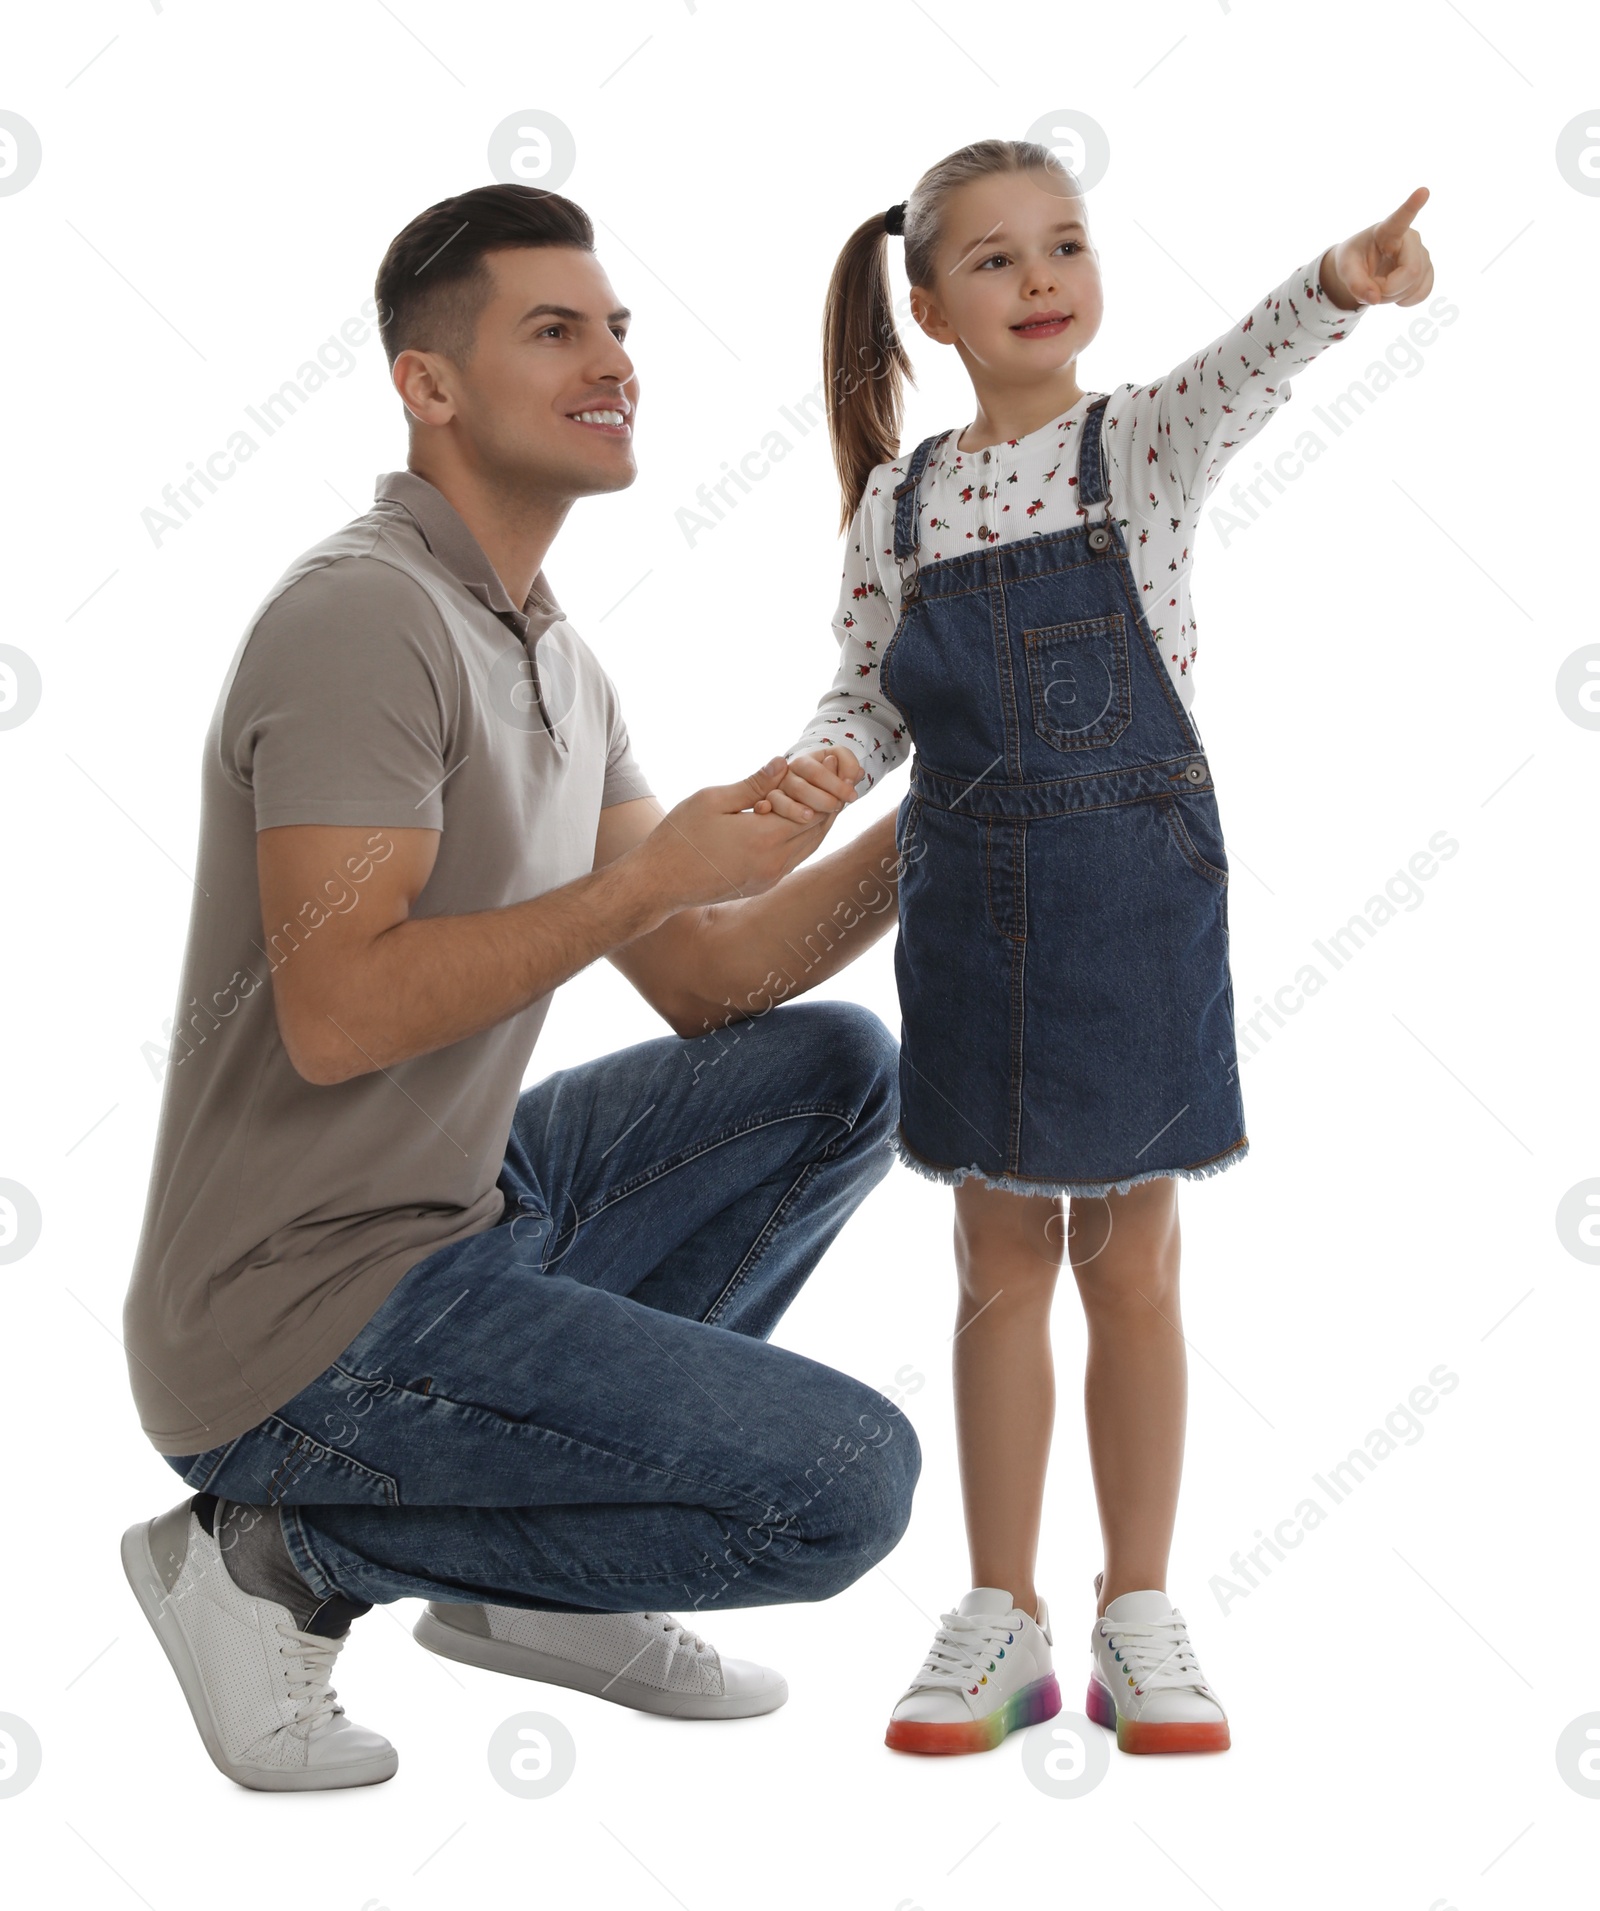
[1373,186,1430,248]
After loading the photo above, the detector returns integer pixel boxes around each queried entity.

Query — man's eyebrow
[517,303,633,326]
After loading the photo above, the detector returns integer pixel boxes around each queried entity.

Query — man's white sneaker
[121,1495,397,1791]
[413,1602,788,1719]
[1087,1587,1230,1753]
[885,1587,1061,1755]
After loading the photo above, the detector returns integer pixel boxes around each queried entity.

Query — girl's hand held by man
[751,746,864,824]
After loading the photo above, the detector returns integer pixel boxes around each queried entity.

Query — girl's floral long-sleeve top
[785,251,1367,793]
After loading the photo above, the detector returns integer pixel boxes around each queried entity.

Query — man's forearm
[675,809,903,1035]
[314,853,675,1083]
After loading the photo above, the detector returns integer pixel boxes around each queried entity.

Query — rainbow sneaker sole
[885,1672,1062,1756]
[1086,1673,1230,1753]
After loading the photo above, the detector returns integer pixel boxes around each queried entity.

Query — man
[119,182,917,1793]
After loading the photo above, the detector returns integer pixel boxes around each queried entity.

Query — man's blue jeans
[163,998,920,1616]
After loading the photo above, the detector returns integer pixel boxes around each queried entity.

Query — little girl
[756,139,1432,1756]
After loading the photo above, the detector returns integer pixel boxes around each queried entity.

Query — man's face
[402,244,639,498]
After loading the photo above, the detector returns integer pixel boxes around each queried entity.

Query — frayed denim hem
[891,1128,1250,1200]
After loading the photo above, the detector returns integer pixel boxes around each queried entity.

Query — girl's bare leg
[950,1176,1067,1620]
[1067,1177,1186,1616]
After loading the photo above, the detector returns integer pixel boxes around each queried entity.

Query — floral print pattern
[785,252,1366,791]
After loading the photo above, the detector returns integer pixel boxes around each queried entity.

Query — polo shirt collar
[374,470,564,641]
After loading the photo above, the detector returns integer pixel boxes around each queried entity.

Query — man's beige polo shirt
[123,471,654,1456]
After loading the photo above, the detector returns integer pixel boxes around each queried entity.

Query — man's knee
[791,1380,922,1601]
[783,997,900,1150]
[850,1391,922,1562]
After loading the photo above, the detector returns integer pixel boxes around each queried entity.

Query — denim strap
[890,431,950,566]
[1077,393,1114,510]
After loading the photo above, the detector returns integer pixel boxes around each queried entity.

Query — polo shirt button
[982,450,991,463]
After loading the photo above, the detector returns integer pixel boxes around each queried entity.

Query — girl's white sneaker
[885,1587,1061,1755]
[1087,1587,1230,1753]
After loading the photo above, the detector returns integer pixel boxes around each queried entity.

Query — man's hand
[1320,187,1433,311]
[629,755,838,911]
[750,746,863,824]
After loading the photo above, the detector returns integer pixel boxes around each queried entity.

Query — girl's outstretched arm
[1108,195,1430,531]
[1084,200,1428,685]
[1116,187,1433,529]
[1125,249,1372,519]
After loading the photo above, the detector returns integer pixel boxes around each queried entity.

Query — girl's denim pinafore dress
[879,393,1249,1200]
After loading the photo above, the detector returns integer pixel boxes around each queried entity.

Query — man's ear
[908,284,955,346]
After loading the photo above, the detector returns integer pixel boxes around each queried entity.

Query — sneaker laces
[1096,1609,1210,1696]
[909,1608,1021,1691]
[275,1621,347,1734]
[640,1613,710,1657]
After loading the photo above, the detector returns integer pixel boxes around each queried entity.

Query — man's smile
[566,399,632,436]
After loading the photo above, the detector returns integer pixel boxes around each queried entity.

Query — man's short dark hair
[374,183,595,372]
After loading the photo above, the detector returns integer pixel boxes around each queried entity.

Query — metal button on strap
[1087,524,1111,552]
[1185,758,1208,783]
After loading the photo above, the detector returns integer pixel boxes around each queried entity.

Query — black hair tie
[883,201,907,237]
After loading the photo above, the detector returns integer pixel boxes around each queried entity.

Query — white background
[2,2,1596,1907]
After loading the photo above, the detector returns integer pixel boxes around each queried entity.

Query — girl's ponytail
[823,212,913,535]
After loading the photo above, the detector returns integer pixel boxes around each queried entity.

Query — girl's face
[910,168,1103,387]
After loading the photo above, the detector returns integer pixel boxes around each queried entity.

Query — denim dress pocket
[894,788,925,869]
[1024,614,1132,750]
[1157,791,1230,887]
